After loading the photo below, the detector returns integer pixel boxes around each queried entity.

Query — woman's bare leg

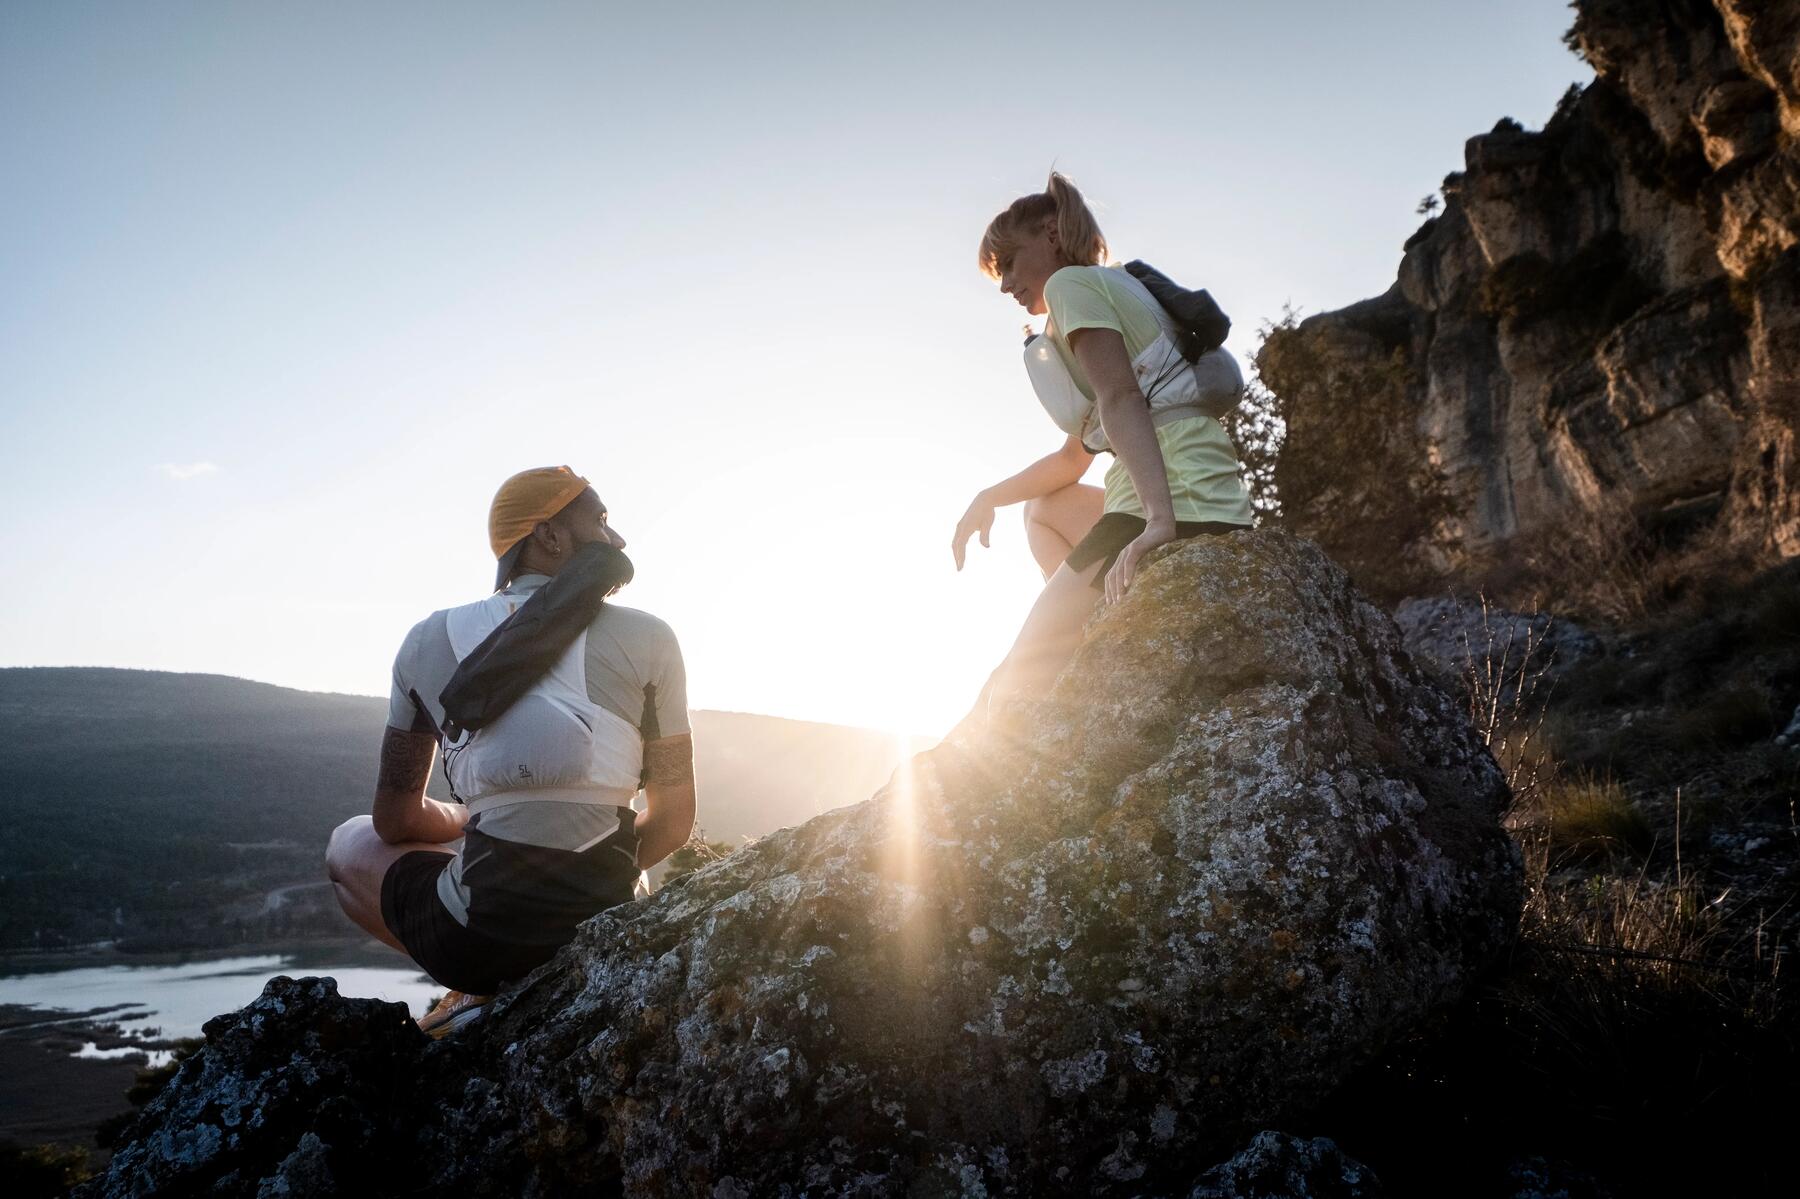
[989,557,1107,706]
[1022,483,1104,581]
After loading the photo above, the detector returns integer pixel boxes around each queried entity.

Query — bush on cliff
[1255,314,1457,599]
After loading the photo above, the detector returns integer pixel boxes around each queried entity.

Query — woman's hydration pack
[1122,260,1231,358]
[1023,264,1244,454]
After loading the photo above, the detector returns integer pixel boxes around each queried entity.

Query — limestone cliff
[81,532,1519,1197]
[1259,0,1800,598]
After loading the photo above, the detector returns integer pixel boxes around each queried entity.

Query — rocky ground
[77,531,1528,1197]
[38,541,1800,1198]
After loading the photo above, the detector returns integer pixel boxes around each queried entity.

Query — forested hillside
[0,668,930,951]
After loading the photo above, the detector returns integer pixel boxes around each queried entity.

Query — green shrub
[1254,312,1456,600]
[1220,375,1285,521]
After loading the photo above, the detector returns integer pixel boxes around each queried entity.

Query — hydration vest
[1023,266,1244,454]
[437,544,643,810]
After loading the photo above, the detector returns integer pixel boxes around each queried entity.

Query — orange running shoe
[414,990,492,1039]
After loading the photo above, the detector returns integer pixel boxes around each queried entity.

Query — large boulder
[85,977,437,1198]
[82,531,1521,1197]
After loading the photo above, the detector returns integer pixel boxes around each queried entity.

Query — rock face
[1187,1132,1385,1199]
[87,977,439,1198]
[1394,597,1598,688]
[83,532,1520,1198]
[1259,0,1800,597]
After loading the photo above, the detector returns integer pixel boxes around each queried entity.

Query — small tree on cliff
[1222,370,1286,521]
[1253,309,1456,600]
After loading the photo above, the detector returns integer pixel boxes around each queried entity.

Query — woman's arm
[953,436,1093,570]
[1068,327,1178,602]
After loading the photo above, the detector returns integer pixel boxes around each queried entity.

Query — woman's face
[996,220,1063,316]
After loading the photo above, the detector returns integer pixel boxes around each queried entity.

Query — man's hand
[635,733,696,869]
[952,492,996,571]
[371,726,467,845]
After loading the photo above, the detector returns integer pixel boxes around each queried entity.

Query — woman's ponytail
[978,170,1108,278]
[1045,171,1107,268]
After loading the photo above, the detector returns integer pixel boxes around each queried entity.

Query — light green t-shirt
[1042,266,1164,398]
[1042,265,1255,526]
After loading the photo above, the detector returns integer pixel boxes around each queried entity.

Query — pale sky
[0,1,1589,735]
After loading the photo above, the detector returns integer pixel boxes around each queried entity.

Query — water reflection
[75,1042,176,1068]
[0,947,439,1045]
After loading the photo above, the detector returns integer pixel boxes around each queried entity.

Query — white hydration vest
[439,592,643,814]
[1023,266,1244,453]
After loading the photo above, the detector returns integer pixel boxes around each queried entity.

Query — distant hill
[0,668,932,951]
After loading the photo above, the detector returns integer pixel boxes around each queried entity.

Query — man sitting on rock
[326,466,695,1035]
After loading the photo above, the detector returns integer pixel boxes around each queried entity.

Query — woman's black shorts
[1064,512,1249,589]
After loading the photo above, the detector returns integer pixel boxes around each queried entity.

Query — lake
[0,944,441,1053]
[0,943,446,1146]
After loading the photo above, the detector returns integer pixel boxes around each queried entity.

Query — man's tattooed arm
[636,733,696,871]
[371,726,466,845]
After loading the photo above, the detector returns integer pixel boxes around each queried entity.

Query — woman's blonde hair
[977,171,1107,279]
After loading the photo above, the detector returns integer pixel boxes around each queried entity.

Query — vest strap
[465,786,638,816]
[1150,402,1213,429]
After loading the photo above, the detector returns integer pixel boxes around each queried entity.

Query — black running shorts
[380,821,636,995]
[1063,513,1248,590]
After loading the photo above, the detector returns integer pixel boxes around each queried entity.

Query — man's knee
[1022,495,1043,529]
[325,815,374,882]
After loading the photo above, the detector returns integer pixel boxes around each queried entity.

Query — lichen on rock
[1186,1130,1386,1199]
[83,531,1521,1197]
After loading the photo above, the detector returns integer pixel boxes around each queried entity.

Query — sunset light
[14,2,1778,1195]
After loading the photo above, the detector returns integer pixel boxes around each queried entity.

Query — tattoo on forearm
[377,727,436,796]
[644,734,695,788]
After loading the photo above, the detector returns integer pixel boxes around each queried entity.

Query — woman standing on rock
[954,173,1255,704]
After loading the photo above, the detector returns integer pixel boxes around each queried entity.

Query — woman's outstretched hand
[952,493,996,571]
[1104,518,1177,604]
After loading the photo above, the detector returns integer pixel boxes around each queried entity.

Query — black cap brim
[494,539,526,591]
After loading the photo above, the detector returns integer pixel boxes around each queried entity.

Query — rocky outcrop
[1394,597,1598,686]
[1259,0,1800,598]
[1187,1132,1385,1198]
[83,531,1521,1197]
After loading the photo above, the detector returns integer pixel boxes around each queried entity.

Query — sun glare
[888,727,921,891]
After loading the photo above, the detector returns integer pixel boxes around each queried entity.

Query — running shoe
[415,989,492,1039]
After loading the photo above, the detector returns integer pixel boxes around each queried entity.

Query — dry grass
[1462,600,1788,1059]
[1317,535,1798,1193]
[1526,775,1655,861]
[658,826,739,885]
[1518,802,1713,961]
[1460,595,1556,810]
[1510,493,1657,626]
